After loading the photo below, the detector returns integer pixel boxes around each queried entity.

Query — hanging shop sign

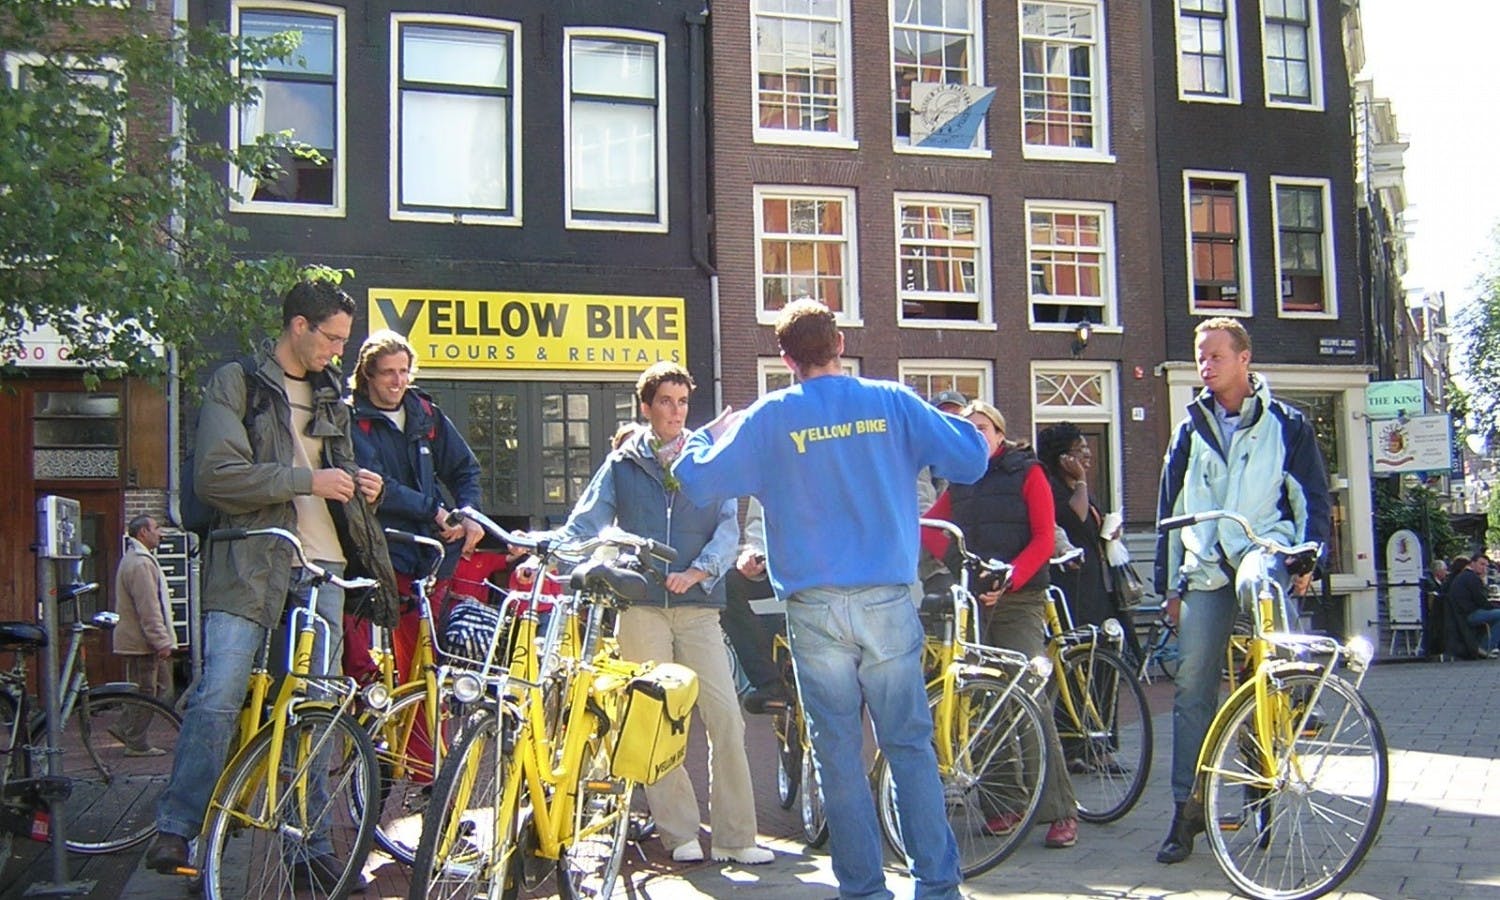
[367,289,686,372]
[1370,414,1452,474]
[1363,380,1425,420]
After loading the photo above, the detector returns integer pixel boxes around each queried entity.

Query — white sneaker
[670,839,704,862]
[710,845,774,865]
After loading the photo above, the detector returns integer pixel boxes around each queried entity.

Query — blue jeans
[787,585,961,900]
[1170,554,1294,803]
[157,565,345,844]
[1467,608,1500,651]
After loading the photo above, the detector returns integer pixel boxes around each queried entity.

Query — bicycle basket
[608,662,698,785]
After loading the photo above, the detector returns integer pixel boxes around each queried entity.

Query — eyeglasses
[311,324,349,347]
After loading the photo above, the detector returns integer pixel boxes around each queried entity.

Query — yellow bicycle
[874,518,1053,877]
[1042,550,1153,823]
[193,527,383,900]
[410,510,687,900]
[1160,509,1386,900]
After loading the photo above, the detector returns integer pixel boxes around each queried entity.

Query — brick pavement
[35,658,1500,899]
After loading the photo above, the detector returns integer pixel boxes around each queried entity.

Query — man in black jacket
[1447,551,1500,658]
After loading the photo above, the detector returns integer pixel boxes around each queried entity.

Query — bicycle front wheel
[361,682,456,864]
[876,676,1048,878]
[200,707,379,900]
[1201,668,1388,900]
[798,736,828,847]
[49,688,181,853]
[409,707,513,900]
[773,701,800,810]
[1055,645,1152,823]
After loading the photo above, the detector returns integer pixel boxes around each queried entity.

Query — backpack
[181,357,270,539]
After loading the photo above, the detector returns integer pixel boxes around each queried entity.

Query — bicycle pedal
[172,865,202,878]
[584,779,624,794]
[1217,816,1244,832]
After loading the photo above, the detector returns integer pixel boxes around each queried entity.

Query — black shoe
[741,684,790,715]
[145,833,190,874]
[291,855,369,894]
[1156,801,1203,864]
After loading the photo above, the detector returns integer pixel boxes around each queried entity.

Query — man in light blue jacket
[1153,317,1331,864]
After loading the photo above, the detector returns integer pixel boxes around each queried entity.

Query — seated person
[721,497,789,713]
[1447,550,1500,659]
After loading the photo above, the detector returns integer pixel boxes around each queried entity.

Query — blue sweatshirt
[673,374,989,597]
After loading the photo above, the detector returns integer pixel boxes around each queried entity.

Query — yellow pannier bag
[607,661,699,785]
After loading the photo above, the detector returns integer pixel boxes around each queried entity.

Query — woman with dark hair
[1036,422,1139,662]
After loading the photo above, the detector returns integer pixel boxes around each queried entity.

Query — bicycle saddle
[569,559,649,604]
[0,622,47,649]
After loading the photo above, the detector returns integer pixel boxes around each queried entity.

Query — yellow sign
[367,289,687,371]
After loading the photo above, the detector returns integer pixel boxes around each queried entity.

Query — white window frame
[1024,199,1118,332]
[753,185,861,326]
[1174,0,1241,105]
[1270,175,1337,320]
[889,0,988,157]
[1029,360,1122,513]
[1017,0,1113,163]
[388,14,521,227]
[229,0,347,218]
[1183,169,1252,316]
[757,356,860,395]
[751,0,857,148]
[894,193,993,329]
[1259,0,1323,111]
[897,360,993,406]
[563,27,668,233]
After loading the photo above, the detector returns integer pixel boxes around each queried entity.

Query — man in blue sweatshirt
[673,299,988,900]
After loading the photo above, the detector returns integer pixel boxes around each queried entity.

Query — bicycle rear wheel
[556,720,634,900]
[0,691,20,868]
[200,707,378,900]
[798,739,828,847]
[1201,667,1388,900]
[48,688,181,853]
[1056,645,1152,823]
[409,707,513,900]
[773,701,800,810]
[875,676,1048,878]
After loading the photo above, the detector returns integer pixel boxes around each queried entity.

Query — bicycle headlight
[1102,617,1125,640]
[1345,636,1375,671]
[453,672,484,703]
[1028,655,1053,680]
[361,682,391,711]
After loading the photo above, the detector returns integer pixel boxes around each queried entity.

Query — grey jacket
[194,350,400,630]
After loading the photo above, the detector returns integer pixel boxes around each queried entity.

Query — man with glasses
[147,279,398,892]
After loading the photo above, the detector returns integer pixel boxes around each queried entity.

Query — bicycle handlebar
[1050,547,1085,567]
[920,517,1014,590]
[383,528,447,581]
[448,506,679,566]
[1157,510,1322,561]
[209,526,381,592]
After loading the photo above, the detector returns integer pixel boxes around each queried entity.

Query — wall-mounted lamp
[1071,320,1093,358]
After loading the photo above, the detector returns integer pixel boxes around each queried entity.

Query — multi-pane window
[899,364,989,406]
[758,357,858,394]
[566,31,665,229]
[897,196,989,324]
[1026,202,1114,327]
[1274,179,1333,315]
[1177,0,1235,100]
[754,0,850,142]
[1263,0,1317,106]
[1187,174,1248,312]
[33,392,121,480]
[233,3,342,210]
[755,188,857,320]
[393,17,518,222]
[1020,0,1106,155]
[892,0,980,147]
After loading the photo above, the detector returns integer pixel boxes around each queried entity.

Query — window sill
[392,209,522,227]
[1266,99,1324,113]
[230,201,346,218]
[565,218,669,234]
[752,131,860,151]
[1176,91,1242,106]
[1189,306,1252,318]
[897,319,994,331]
[1021,147,1116,165]
[892,144,991,160]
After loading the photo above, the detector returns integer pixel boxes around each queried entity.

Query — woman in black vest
[924,400,1079,849]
